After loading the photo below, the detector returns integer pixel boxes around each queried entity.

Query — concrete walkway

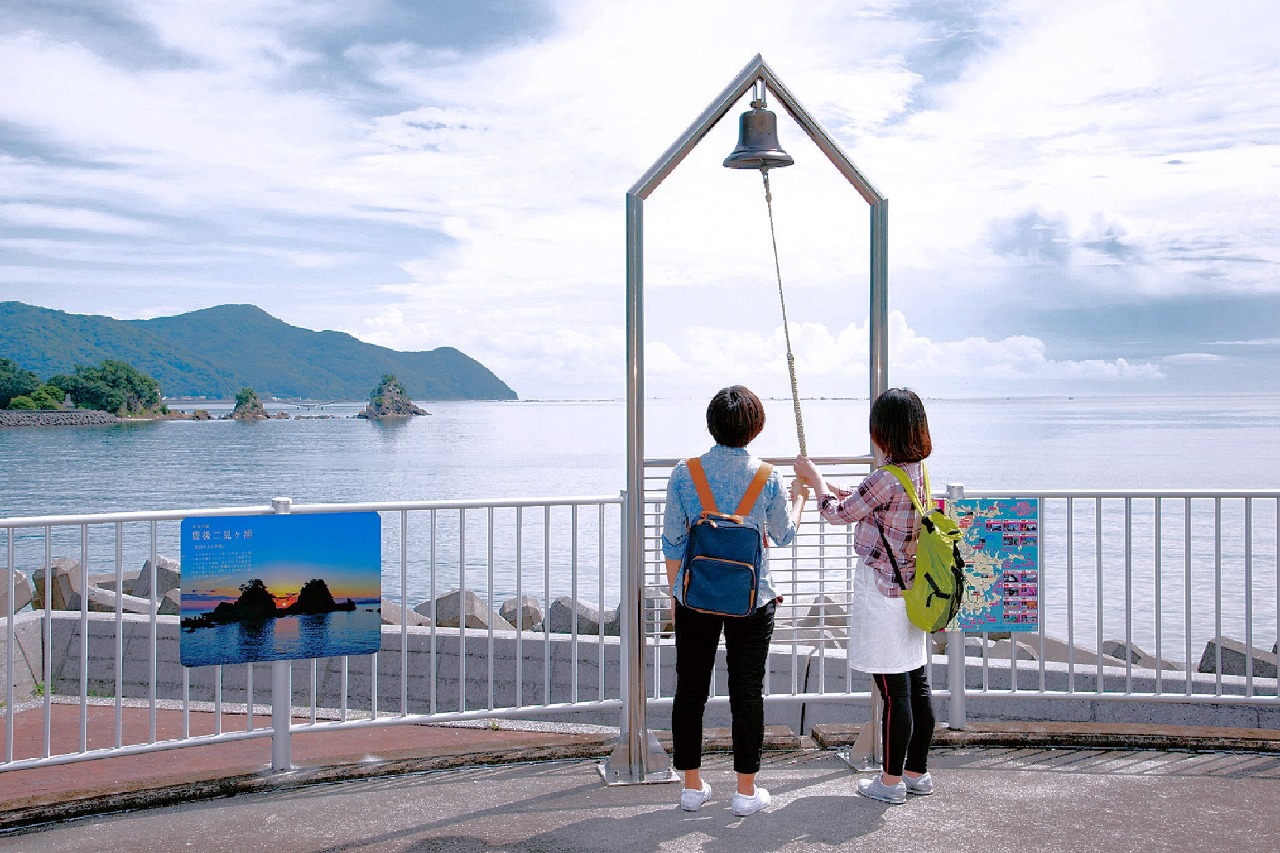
[2,705,1280,851]
[0,704,615,830]
[4,746,1280,852]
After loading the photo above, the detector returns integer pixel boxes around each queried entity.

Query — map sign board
[949,498,1039,633]
[179,512,382,667]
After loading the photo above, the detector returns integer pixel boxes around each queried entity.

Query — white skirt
[846,558,929,674]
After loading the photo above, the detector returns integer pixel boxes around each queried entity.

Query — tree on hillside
[9,384,65,410]
[368,374,407,408]
[48,360,161,416]
[6,395,37,410]
[31,384,64,409]
[0,358,40,408]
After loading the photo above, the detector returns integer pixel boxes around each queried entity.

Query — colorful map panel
[949,498,1039,633]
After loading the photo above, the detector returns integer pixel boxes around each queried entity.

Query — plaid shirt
[815,461,925,598]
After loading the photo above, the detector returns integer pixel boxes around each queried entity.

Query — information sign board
[179,512,382,667]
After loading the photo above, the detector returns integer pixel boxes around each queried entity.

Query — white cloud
[1203,338,1280,347]
[871,1,1280,291]
[1162,353,1228,365]
[0,0,1276,397]
[0,203,164,236]
[643,310,1163,400]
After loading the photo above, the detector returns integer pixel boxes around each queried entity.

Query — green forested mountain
[0,302,517,400]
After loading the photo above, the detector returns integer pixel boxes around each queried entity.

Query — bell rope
[761,168,806,457]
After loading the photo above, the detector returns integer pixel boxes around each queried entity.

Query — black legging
[874,666,935,776]
[671,600,776,774]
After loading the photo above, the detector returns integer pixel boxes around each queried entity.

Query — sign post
[271,497,292,772]
[178,500,382,773]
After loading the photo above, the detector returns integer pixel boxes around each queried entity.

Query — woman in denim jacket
[662,385,808,816]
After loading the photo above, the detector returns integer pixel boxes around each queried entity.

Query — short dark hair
[706,385,765,448]
[869,388,932,462]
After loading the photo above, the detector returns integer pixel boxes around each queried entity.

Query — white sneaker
[731,785,771,816]
[680,782,712,811]
[857,773,907,805]
[904,771,934,796]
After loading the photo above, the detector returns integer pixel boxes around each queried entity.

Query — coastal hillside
[0,302,517,400]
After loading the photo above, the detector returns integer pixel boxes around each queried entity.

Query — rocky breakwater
[402,590,622,636]
[0,410,121,427]
[8,556,1277,682]
[394,588,1280,680]
[3,555,183,617]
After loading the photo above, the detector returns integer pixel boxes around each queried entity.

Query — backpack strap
[880,463,930,518]
[734,462,774,517]
[874,463,931,592]
[685,457,719,514]
[874,517,910,591]
[685,458,774,521]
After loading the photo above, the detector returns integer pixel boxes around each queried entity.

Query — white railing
[1,494,625,771]
[3,472,1278,774]
[638,463,1280,718]
[944,488,1280,714]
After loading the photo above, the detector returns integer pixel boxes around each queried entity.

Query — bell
[723,99,793,170]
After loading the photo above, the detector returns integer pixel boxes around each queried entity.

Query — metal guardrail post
[838,679,882,772]
[270,496,293,772]
[600,490,673,785]
[946,483,967,730]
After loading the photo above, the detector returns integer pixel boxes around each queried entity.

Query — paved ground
[0,704,616,829]
[4,746,1280,852]
[3,704,1280,852]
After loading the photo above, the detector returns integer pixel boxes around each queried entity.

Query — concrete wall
[795,649,1280,731]
[27,612,1280,732]
[44,613,625,718]
[0,612,43,700]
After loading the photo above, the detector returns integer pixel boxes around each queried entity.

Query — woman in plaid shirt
[794,388,937,805]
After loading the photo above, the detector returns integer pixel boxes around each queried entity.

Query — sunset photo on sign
[179,512,382,667]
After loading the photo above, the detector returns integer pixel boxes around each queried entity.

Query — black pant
[874,666,935,776]
[671,600,775,775]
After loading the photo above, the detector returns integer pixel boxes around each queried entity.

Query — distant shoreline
[0,408,422,426]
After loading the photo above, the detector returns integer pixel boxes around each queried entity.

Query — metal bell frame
[605,54,890,785]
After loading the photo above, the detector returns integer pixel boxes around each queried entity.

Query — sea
[3,395,1279,663]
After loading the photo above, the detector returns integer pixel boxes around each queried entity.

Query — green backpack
[874,464,966,633]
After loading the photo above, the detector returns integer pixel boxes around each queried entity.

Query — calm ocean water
[3,395,1278,663]
[4,395,1279,518]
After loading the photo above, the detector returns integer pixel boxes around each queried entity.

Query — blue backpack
[677,458,773,617]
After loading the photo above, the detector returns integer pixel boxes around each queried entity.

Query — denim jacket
[661,444,799,605]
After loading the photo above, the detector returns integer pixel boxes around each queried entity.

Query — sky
[1,0,1278,401]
